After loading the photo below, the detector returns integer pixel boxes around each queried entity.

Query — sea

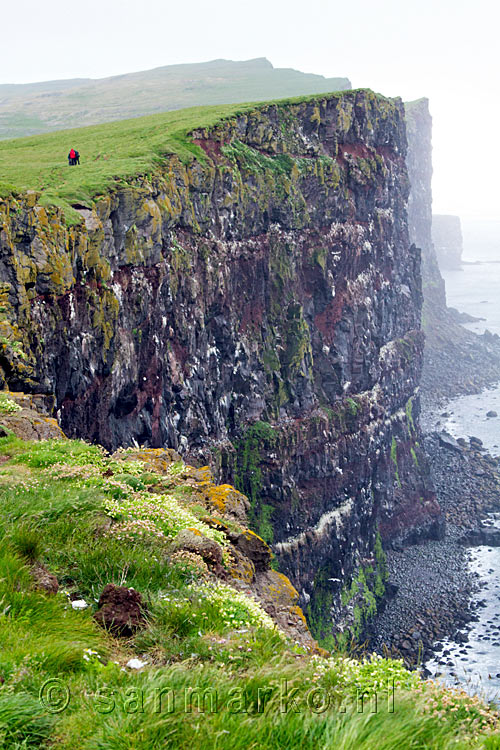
[424,218,500,702]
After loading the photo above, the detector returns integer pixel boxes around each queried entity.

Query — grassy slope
[0,58,350,140]
[0,393,499,748]
[0,101,254,208]
[0,88,381,225]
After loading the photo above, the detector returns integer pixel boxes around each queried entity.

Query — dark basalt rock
[438,432,462,453]
[460,527,500,547]
[0,91,441,637]
[94,584,146,637]
[232,530,272,572]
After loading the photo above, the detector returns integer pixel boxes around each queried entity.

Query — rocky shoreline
[420,321,500,415]
[368,422,500,668]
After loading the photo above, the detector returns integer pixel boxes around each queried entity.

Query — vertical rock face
[405,99,500,400]
[432,215,463,269]
[404,99,447,314]
[0,91,440,638]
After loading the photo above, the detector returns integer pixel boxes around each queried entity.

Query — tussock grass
[0,692,53,747]
[0,432,498,748]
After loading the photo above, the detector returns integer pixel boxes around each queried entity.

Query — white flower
[189,581,284,636]
[71,599,88,610]
[126,658,148,670]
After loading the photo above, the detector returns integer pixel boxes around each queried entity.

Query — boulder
[469,436,484,449]
[94,584,146,636]
[173,528,223,566]
[232,530,271,572]
[486,411,498,418]
[438,431,461,453]
[205,484,250,524]
[0,409,65,441]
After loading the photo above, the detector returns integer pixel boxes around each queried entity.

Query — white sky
[1,0,498,220]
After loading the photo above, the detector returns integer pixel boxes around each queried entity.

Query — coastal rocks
[370,429,500,665]
[469,436,484,450]
[424,432,500,530]
[94,584,146,637]
[438,431,462,453]
[460,527,500,547]
[369,537,475,665]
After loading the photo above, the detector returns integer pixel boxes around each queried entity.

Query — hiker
[67,148,80,166]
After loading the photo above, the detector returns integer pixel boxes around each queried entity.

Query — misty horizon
[1,0,499,223]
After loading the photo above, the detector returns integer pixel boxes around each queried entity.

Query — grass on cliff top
[0,421,499,748]
[0,102,250,223]
[0,88,381,224]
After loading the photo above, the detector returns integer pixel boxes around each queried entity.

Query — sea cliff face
[0,91,440,640]
[405,99,500,403]
[405,99,447,315]
[432,214,463,270]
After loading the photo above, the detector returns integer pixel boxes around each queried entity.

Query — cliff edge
[0,91,440,643]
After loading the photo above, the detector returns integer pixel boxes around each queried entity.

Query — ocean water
[425,544,500,704]
[439,219,500,452]
[441,218,500,337]
[441,388,500,454]
[425,219,500,701]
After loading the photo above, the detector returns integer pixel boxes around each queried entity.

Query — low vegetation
[0,102,252,213]
[0,417,499,747]
[0,87,380,224]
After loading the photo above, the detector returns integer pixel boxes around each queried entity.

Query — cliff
[432,214,463,269]
[405,99,500,402]
[0,91,440,643]
[404,100,447,316]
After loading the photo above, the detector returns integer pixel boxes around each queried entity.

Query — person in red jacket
[68,148,79,166]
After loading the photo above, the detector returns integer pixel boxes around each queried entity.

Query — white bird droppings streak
[274,499,354,555]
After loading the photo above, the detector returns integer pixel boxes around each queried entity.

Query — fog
[1,0,499,222]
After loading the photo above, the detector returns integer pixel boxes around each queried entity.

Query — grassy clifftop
[0,88,387,223]
[0,392,499,748]
[0,101,253,215]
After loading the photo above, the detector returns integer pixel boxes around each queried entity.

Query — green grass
[0,431,498,748]
[0,88,376,224]
[0,103,251,221]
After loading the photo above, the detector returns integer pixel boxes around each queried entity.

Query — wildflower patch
[103,492,227,546]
